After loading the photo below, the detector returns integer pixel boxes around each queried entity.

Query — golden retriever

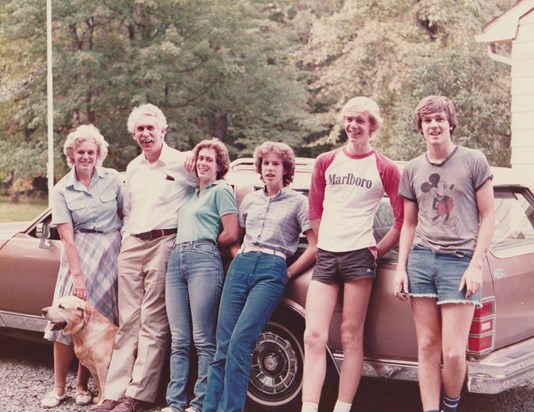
[42,295,117,405]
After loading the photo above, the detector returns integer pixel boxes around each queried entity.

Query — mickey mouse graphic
[421,173,455,223]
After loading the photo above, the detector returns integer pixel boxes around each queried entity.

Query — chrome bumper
[467,336,534,394]
[332,337,534,394]
[0,311,47,333]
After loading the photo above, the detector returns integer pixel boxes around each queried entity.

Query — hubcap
[249,331,298,396]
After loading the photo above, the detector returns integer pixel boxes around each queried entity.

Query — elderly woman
[41,124,123,408]
[203,141,317,412]
[162,139,239,412]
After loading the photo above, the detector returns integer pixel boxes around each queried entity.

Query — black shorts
[312,247,377,284]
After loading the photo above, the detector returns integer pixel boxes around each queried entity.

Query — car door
[0,210,62,331]
[487,186,534,349]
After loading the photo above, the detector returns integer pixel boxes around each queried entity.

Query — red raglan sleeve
[376,154,404,231]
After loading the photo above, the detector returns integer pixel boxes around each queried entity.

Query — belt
[78,228,103,233]
[238,246,286,260]
[133,228,177,241]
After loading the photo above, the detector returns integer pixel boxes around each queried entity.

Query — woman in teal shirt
[163,139,239,412]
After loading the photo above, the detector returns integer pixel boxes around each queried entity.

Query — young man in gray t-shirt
[393,96,495,412]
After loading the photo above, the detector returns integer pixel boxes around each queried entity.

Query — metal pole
[46,0,54,206]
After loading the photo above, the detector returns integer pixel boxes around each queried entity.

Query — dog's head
[42,295,93,335]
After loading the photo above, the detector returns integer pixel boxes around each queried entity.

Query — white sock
[333,400,352,412]
[301,401,319,412]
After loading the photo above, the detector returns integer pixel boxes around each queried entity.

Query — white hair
[126,103,168,133]
[63,124,108,168]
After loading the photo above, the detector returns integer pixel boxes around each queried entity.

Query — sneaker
[76,390,93,405]
[41,391,68,408]
[111,395,148,412]
[90,398,119,411]
[160,408,175,412]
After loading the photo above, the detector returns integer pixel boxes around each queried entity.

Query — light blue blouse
[52,166,123,233]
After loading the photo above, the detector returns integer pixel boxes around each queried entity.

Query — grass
[0,196,48,223]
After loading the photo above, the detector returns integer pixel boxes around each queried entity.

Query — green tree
[294,0,515,165]
[0,0,313,196]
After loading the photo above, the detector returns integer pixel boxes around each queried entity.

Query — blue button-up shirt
[239,187,311,258]
[52,166,123,233]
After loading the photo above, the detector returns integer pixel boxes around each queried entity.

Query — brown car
[1,158,534,412]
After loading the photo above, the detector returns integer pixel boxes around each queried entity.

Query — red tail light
[467,297,496,356]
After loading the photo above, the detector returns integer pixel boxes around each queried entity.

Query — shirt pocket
[66,198,87,212]
[159,177,183,201]
[100,191,117,204]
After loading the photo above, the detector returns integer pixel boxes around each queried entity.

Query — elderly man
[93,103,196,412]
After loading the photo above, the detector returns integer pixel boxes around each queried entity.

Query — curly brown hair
[192,138,231,180]
[253,141,295,187]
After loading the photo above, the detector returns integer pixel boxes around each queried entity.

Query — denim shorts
[312,247,377,284]
[407,244,481,306]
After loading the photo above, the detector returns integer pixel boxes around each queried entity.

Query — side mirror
[36,223,52,249]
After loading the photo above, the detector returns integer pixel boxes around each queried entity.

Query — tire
[246,310,305,412]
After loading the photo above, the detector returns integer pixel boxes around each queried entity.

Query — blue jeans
[203,252,287,412]
[165,240,223,412]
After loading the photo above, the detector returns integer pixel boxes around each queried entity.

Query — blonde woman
[41,125,123,408]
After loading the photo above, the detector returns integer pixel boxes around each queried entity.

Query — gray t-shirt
[399,146,492,253]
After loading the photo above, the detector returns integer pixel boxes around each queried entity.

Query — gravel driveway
[2,332,534,412]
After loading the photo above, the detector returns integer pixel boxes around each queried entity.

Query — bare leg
[441,303,475,398]
[75,362,91,393]
[53,341,75,396]
[337,278,373,403]
[411,297,442,411]
[302,280,339,403]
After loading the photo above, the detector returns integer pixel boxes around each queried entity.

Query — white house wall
[511,9,534,176]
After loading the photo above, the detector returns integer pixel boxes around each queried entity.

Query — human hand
[184,156,196,173]
[459,265,482,298]
[72,275,87,300]
[393,268,409,302]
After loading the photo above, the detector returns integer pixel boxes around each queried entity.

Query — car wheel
[246,311,304,412]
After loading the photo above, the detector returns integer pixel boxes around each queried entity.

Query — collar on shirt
[64,166,107,190]
[342,147,375,159]
[260,186,291,199]
[139,142,175,166]
[193,179,224,195]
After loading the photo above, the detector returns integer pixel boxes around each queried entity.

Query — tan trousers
[103,234,175,403]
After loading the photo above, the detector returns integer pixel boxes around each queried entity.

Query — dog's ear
[82,303,93,324]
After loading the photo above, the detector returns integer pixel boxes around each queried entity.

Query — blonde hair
[253,141,295,187]
[192,138,231,180]
[338,96,383,133]
[127,103,168,133]
[63,124,108,168]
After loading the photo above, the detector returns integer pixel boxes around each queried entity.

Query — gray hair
[127,103,168,133]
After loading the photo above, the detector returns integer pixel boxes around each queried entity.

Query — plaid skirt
[44,230,121,345]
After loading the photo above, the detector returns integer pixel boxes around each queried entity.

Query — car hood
[0,221,31,247]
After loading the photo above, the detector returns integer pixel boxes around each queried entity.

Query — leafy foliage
[0,0,518,198]
[294,0,515,165]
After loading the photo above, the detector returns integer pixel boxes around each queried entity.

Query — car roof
[227,157,533,191]
[226,157,314,190]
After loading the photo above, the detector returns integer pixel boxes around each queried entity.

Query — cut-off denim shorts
[407,244,481,307]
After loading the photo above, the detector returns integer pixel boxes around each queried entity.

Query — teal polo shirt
[176,180,237,243]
